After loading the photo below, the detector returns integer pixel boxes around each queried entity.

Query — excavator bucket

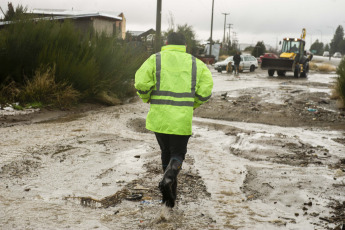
[261,58,294,71]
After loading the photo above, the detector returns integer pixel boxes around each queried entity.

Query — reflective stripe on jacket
[135,45,213,135]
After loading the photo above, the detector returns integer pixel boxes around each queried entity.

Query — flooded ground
[1,58,345,229]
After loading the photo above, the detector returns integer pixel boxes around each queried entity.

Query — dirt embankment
[195,82,345,130]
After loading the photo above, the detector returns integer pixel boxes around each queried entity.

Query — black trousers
[154,132,191,171]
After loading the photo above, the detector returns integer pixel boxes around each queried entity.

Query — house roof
[29,9,123,21]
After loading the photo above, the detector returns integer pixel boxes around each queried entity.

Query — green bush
[336,57,345,108]
[0,18,147,106]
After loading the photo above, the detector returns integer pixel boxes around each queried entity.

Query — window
[282,40,300,53]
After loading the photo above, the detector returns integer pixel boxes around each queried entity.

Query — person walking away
[233,51,241,75]
[134,32,213,208]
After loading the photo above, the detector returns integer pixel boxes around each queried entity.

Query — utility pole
[222,13,229,44]
[209,0,214,56]
[155,0,162,53]
[227,23,233,49]
[232,31,238,50]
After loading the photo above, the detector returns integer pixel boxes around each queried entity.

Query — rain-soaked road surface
[1,62,345,229]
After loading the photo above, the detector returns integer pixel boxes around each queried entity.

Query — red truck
[259,53,278,64]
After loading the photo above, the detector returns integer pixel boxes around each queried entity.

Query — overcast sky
[1,0,345,48]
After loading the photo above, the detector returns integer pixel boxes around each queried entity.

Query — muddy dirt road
[1,59,345,229]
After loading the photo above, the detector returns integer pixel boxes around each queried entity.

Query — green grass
[27,102,43,109]
[12,103,23,110]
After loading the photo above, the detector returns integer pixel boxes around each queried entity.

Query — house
[26,9,126,39]
[127,29,155,41]
[127,29,156,52]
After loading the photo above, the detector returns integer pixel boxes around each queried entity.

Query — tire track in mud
[192,117,345,229]
[190,125,279,229]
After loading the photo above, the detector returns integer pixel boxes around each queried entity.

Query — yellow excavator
[261,28,313,77]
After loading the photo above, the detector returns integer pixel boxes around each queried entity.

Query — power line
[227,23,233,48]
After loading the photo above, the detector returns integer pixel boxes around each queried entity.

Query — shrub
[0,18,148,105]
[309,62,318,71]
[20,66,80,108]
[89,34,147,99]
[0,80,20,107]
[318,64,336,72]
[335,58,345,108]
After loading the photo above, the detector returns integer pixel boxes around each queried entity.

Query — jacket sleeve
[194,61,213,109]
[134,54,156,103]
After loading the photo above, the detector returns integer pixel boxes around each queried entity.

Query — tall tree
[176,24,197,54]
[251,41,266,57]
[324,44,330,52]
[339,40,345,55]
[330,25,344,55]
[310,39,324,55]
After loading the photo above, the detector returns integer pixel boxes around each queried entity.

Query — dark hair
[167,32,186,45]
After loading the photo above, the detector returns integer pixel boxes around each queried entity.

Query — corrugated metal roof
[30,9,123,20]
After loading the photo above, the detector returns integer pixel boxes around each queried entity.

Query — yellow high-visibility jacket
[135,45,213,135]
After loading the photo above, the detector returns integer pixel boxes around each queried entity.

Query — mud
[194,87,345,130]
[1,60,345,229]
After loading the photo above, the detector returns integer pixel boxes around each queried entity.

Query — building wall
[92,18,114,37]
[92,16,125,39]
[74,18,93,35]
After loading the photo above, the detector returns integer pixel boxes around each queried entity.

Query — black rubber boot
[158,158,181,208]
[159,165,167,204]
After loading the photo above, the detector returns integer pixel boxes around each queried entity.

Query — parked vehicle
[333,52,342,58]
[323,51,330,57]
[214,56,233,72]
[259,53,278,63]
[242,55,259,72]
[214,55,258,73]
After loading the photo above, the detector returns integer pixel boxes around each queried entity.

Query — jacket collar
[161,45,186,53]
